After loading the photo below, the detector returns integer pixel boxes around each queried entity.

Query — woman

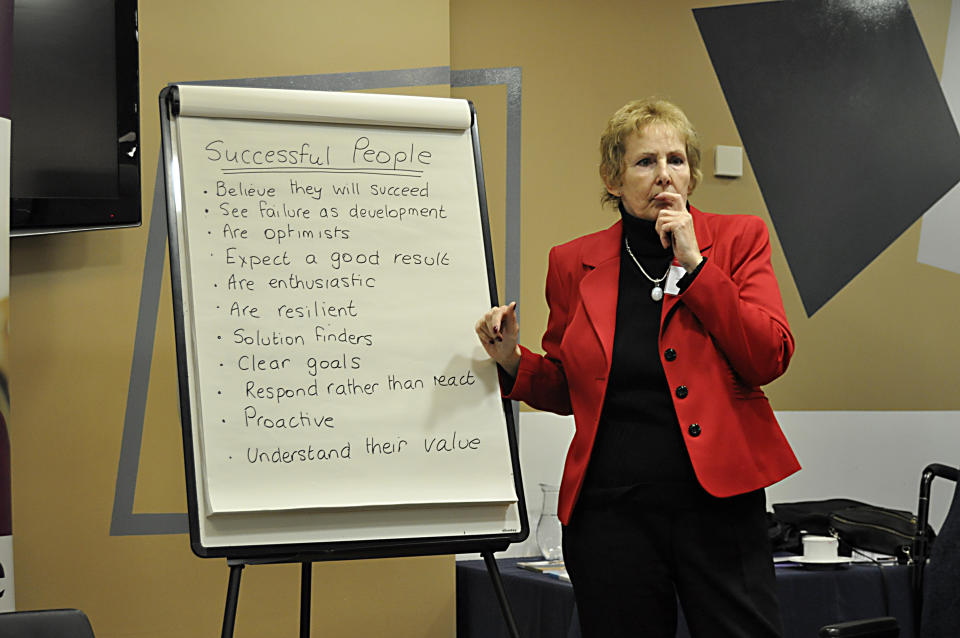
[476,98,799,638]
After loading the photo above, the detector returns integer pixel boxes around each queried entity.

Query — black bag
[766,512,803,554]
[828,505,925,561]
[772,498,869,536]
[771,499,934,562]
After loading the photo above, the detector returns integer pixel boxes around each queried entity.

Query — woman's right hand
[475,301,521,377]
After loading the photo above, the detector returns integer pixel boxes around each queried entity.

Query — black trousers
[562,488,783,638]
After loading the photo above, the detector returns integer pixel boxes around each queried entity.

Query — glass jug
[536,483,563,560]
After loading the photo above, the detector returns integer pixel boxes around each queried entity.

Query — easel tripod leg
[221,563,245,638]
[481,551,521,638]
[300,561,312,638]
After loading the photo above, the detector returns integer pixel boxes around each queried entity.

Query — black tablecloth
[456,558,915,638]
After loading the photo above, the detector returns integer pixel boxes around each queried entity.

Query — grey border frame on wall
[159,83,525,559]
[111,66,523,548]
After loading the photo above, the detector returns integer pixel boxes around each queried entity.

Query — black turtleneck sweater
[578,209,703,506]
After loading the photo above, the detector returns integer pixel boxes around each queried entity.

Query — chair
[0,608,95,638]
[916,463,960,637]
[818,463,960,638]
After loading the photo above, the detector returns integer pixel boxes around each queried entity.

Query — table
[456,558,915,638]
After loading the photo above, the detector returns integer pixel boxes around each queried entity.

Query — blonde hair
[599,98,702,208]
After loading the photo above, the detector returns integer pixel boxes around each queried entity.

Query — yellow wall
[8,1,956,637]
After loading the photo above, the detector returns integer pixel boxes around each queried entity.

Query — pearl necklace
[624,237,671,302]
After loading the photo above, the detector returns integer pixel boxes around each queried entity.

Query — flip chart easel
[159,84,527,637]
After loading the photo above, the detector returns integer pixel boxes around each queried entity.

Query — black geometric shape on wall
[695,0,960,315]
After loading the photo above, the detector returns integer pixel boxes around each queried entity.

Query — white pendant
[651,285,664,302]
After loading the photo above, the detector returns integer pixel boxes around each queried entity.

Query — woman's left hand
[654,192,703,273]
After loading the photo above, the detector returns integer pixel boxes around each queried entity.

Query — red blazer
[506,206,800,525]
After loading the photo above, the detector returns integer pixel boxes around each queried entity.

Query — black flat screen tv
[9,0,140,236]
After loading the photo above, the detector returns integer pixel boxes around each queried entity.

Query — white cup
[802,534,839,561]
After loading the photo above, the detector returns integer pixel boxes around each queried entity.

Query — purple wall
[0,0,11,540]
